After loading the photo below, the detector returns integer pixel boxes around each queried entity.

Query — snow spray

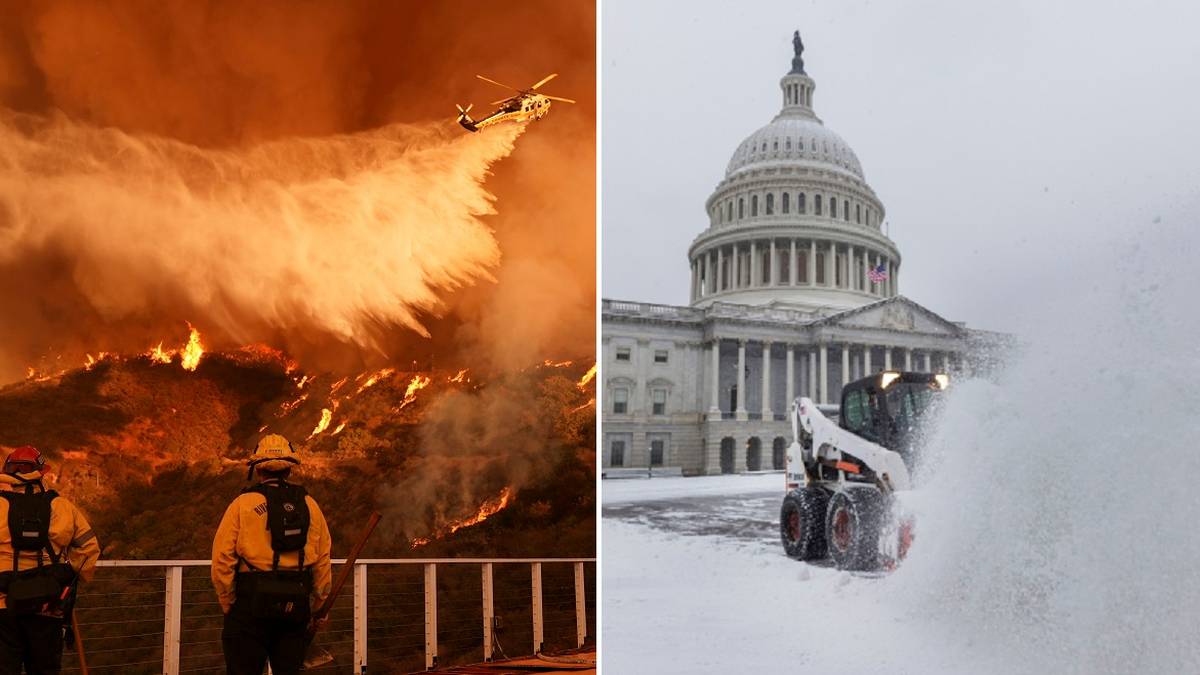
[889,217,1200,674]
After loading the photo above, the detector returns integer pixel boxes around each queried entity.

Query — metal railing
[59,557,595,674]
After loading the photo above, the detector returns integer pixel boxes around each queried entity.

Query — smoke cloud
[0,0,596,381]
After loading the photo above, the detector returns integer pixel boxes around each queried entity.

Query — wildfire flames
[577,364,597,389]
[411,487,515,548]
[400,375,432,409]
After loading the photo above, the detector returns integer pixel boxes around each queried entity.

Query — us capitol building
[602,32,1004,476]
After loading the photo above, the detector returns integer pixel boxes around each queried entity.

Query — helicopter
[456,73,575,132]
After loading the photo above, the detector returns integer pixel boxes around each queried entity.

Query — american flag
[867,263,889,283]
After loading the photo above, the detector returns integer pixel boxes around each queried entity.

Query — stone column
[761,341,772,419]
[809,240,817,286]
[769,239,777,286]
[749,241,758,288]
[789,240,798,285]
[709,251,717,294]
[923,351,931,373]
[860,248,868,291]
[864,346,872,375]
[825,240,835,284]
[736,340,748,420]
[785,345,795,411]
[884,346,892,371]
[709,340,721,413]
[818,345,828,405]
[717,246,724,293]
[841,345,850,397]
[731,244,740,290]
[904,348,912,371]
[808,350,817,400]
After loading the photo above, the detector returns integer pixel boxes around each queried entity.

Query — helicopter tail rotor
[455,103,474,121]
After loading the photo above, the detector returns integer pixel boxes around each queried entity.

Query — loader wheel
[780,488,829,561]
[825,488,885,571]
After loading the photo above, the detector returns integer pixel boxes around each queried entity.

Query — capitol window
[751,195,758,217]
[613,388,629,414]
[814,194,822,215]
[816,251,826,284]
[782,193,790,213]
[785,138,792,150]
[738,198,744,219]
[654,349,669,364]
[652,389,667,416]
[856,204,862,224]
[615,347,631,362]
[765,193,774,215]
[830,197,837,219]
[844,200,850,221]
[798,193,807,214]
[773,140,778,151]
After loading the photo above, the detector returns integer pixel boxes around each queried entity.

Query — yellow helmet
[247,434,300,479]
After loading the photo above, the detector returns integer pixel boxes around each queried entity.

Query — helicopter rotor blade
[531,73,558,90]
[544,95,576,104]
[489,98,511,106]
[476,75,520,92]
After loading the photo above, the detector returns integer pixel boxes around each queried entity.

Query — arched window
[751,195,758,217]
[773,140,778,151]
[856,204,861,224]
[727,201,733,222]
[762,142,767,152]
[814,194,822,215]
[782,192,790,214]
[765,193,774,215]
[844,200,850,221]
[829,197,837,219]
[798,193,806,214]
[738,198,744,219]
[785,138,792,150]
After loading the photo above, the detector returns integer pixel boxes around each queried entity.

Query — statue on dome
[791,30,806,74]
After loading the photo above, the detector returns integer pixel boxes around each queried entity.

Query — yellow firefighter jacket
[0,472,101,610]
[211,480,332,615]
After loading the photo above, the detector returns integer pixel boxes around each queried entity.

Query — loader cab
[840,371,948,467]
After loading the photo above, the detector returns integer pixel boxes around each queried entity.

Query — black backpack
[0,489,76,614]
[236,481,313,624]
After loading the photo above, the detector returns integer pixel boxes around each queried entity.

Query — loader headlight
[933,373,950,390]
[880,371,901,389]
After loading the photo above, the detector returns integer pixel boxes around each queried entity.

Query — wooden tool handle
[311,511,382,628]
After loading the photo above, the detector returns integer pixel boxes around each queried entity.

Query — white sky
[600,0,1200,331]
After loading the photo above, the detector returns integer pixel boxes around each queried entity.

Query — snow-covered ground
[603,220,1200,674]
[602,478,988,674]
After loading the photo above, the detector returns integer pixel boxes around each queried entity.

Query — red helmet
[4,446,48,476]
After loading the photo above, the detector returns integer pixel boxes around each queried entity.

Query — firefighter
[0,446,101,675]
[212,434,332,675]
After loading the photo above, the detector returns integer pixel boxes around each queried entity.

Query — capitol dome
[688,32,901,313]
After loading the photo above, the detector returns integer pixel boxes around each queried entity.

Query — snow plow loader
[780,371,948,571]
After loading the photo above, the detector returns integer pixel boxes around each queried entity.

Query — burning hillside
[0,343,596,559]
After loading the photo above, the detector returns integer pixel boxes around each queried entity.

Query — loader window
[842,389,872,433]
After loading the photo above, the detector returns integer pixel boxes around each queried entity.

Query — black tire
[780,487,829,560]
[825,488,886,571]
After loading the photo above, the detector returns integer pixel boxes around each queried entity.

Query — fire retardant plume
[0,0,596,381]
[0,112,519,366]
